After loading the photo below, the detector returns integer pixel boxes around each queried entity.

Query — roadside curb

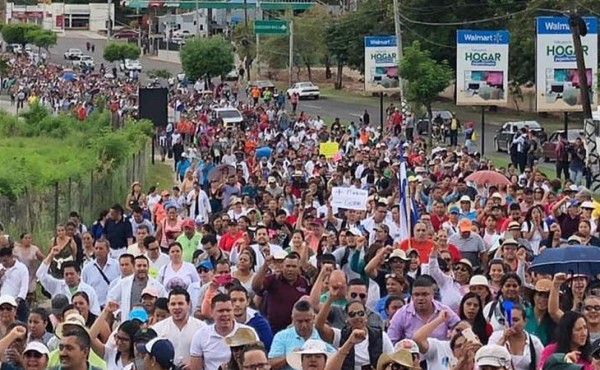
[146,56,181,65]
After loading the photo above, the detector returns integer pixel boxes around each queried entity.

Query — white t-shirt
[190,322,257,370]
[104,345,130,370]
[521,221,549,255]
[332,328,394,370]
[488,330,544,370]
[424,338,455,370]
[157,261,199,291]
[152,316,207,363]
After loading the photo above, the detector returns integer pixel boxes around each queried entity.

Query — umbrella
[63,71,75,81]
[465,170,511,186]
[529,245,600,276]
[208,164,235,182]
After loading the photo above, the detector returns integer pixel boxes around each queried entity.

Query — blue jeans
[570,168,584,185]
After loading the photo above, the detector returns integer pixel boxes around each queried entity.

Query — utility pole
[569,11,600,191]
[255,0,261,77]
[392,0,403,99]
[243,0,248,28]
[107,0,112,39]
[288,20,293,87]
[195,0,200,36]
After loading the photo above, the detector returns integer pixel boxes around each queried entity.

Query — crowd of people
[2,44,600,370]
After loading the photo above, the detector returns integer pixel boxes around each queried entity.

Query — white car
[225,69,239,81]
[120,59,143,72]
[64,48,83,60]
[73,55,95,69]
[173,30,192,38]
[286,81,320,99]
[214,107,244,130]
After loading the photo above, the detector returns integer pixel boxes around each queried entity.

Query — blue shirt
[268,327,334,370]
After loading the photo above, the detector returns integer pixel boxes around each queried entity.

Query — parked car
[541,129,584,162]
[120,59,143,72]
[72,55,95,70]
[64,48,83,60]
[214,107,244,130]
[286,81,320,99]
[8,44,22,54]
[173,30,193,38]
[113,29,140,40]
[494,120,543,152]
[416,110,452,135]
[225,69,239,81]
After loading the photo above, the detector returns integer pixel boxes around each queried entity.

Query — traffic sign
[254,20,289,35]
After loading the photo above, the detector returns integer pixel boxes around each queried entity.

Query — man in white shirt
[36,247,100,315]
[81,239,120,307]
[0,247,29,321]
[190,293,257,370]
[127,225,151,257]
[109,253,135,292]
[233,226,283,268]
[187,181,211,223]
[152,288,206,367]
[143,236,170,279]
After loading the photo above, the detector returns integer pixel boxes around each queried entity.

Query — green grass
[146,158,178,191]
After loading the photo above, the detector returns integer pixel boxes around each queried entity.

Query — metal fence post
[67,177,72,213]
[90,171,94,216]
[54,182,59,228]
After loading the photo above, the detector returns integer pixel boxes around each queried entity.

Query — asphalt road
[48,32,513,155]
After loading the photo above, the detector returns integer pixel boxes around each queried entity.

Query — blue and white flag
[398,144,419,240]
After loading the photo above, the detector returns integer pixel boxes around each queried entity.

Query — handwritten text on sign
[331,187,369,211]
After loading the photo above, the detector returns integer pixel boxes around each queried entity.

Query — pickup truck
[72,55,95,70]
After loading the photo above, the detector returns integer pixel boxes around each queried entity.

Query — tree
[399,41,453,145]
[231,23,256,81]
[325,0,393,89]
[27,29,57,55]
[1,23,40,47]
[103,42,141,64]
[294,5,329,82]
[180,36,234,82]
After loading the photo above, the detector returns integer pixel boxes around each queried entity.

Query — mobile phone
[462,328,480,343]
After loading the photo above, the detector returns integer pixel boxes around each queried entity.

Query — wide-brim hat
[286,339,333,370]
[376,349,420,370]
[55,313,88,338]
[224,328,258,347]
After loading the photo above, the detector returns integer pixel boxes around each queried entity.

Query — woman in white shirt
[521,205,549,255]
[158,242,199,291]
[89,305,140,370]
[488,304,544,370]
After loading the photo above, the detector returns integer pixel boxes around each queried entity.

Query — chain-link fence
[0,145,149,244]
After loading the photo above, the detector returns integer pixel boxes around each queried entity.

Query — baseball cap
[387,249,409,261]
[129,307,149,323]
[475,344,512,368]
[141,286,160,298]
[508,221,521,230]
[268,176,277,184]
[137,338,175,369]
[196,259,214,271]
[181,218,195,229]
[0,296,17,308]
[133,328,158,343]
[568,199,580,208]
[458,219,472,232]
[449,206,460,214]
[459,195,472,203]
[23,342,49,357]
[581,201,595,210]
[160,190,170,196]
[543,353,584,370]
[347,227,362,237]
[534,279,552,293]
[394,339,419,354]
[456,258,473,271]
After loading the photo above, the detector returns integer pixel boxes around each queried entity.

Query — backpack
[510,137,520,156]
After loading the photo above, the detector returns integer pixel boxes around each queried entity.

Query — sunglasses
[584,305,600,312]
[348,310,365,318]
[350,292,367,300]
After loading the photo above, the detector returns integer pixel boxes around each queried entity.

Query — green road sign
[254,20,289,35]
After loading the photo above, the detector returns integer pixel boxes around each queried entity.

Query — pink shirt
[539,343,593,370]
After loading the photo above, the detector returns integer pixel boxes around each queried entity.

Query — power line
[399,20,456,49]
[397,7,535,26]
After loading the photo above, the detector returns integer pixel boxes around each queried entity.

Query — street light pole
[288,20,293,87]
[107,0,112,39]
[392,0,403,99]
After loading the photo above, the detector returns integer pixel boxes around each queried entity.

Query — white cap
[569,184,579,192]
[459,195,472,203]
[475,345,512,368]
[394,339,419,354]
[347,227,363,237]
[581,201,595,210]
[0,295,17,308]
[387,249,409,261]
[24,341,49,356]
[469,275,489,287]
[272,250,288,260]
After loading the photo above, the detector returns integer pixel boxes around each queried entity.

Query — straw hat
[224,328,258,347]
[376,349,420,370]
[55,313,88,338]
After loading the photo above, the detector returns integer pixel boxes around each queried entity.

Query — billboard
[456,30,509,106]
[364,36,399,92]
[536,16,598,112]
